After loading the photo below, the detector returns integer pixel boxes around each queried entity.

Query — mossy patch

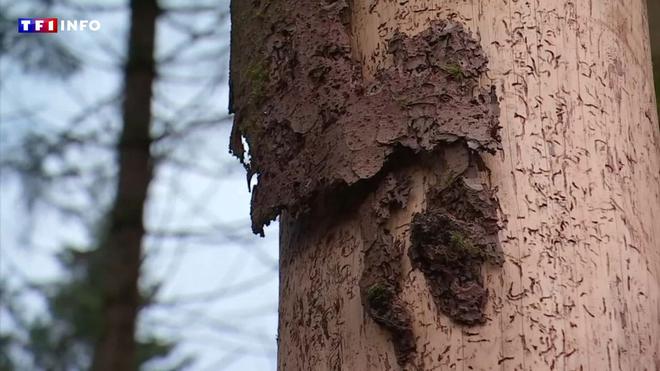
[366,283,394,309]
[245,60,269,104]
[363,281,415,365]
[441,63,464,79]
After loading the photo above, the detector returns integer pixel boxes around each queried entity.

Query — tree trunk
[230,0,660,370]
[91,0,158,370]
[649,0,660,116]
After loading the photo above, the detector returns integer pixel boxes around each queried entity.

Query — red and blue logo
[18,18,58,33]
[17,18,101,33]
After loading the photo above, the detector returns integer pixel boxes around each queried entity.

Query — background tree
[229,0,660,370]
[650,0,660,117]
[89,0,158,368]
[0,0,278,370]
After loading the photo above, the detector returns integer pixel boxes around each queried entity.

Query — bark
[90,0,158,370]
[230,0,660,370]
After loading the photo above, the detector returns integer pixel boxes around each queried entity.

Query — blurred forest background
[0,0,658,370]
[1,0,277,370]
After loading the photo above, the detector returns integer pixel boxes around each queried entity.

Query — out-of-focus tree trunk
[230,0,660,370]
[91,0,158,370]
[648,0,660,117]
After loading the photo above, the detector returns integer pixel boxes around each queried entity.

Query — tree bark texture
[230,0,660,370]
[91,0,158,370]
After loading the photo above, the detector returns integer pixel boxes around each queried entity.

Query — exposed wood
[274,0,660,370]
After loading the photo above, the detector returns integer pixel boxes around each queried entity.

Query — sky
[0,0,279,370]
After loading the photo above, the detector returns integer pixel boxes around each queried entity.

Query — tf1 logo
[18,18,102,33]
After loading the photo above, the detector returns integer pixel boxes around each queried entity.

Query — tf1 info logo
[18,18,102,33]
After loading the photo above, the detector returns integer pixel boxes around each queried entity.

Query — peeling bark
[358,173,415,365]
[230,1,499,235]
[409,172,503,325]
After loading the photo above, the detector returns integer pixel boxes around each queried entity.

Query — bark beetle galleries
[230,0,503,365]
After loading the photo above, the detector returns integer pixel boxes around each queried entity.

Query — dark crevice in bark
[90,0,158,370]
